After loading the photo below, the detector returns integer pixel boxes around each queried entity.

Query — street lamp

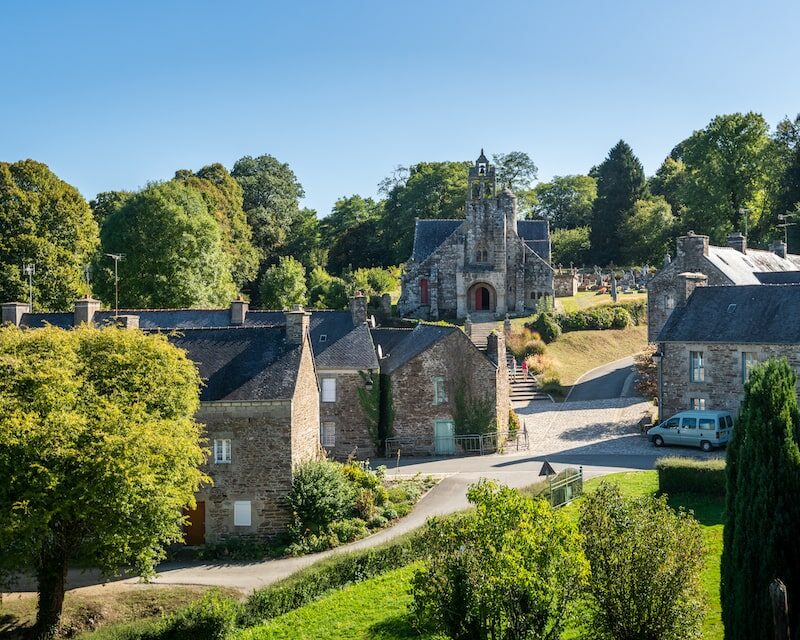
[652,350,664,422]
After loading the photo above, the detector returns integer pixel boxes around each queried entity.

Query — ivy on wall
[356,370,394,450]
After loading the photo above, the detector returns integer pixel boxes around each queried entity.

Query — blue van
[647,410,734,452]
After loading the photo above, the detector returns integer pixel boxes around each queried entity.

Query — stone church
[398,151,554,320]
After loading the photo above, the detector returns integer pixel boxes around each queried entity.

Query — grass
[557,290,647,314]
[0,585,242,640]
[240,471,724,640]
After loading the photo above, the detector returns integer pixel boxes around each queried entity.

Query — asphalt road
[566,355,636,402]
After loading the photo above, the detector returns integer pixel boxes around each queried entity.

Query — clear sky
[2,0,800,217]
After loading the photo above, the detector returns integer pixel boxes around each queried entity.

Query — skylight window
[319,334,327,343]
[727,304,737,314]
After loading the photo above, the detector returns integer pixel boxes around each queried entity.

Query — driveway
[566,356,637,402]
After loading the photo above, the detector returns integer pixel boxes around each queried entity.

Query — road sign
[539,460,556,477]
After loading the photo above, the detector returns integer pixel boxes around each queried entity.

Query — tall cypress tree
[721,358,800,639]
[589,140,647,265]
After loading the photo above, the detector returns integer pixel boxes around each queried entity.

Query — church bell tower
[467,149,496,200]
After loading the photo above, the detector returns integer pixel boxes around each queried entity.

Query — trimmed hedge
[656,457,726,497]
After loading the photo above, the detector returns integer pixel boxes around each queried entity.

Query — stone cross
[611,275,618,302]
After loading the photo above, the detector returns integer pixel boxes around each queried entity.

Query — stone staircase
[467,312,497,350]
[507,354,551,404]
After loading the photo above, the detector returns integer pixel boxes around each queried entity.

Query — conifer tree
[589,140,647,265]
[721,358,800,639]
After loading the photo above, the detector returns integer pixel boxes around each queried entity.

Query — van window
[725,415,733,428]
[699,418,716,430]
[682,417,698,429]
[664,418,680,429]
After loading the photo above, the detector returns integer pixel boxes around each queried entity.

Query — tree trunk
[32,545,69,640]
[770,579,791,640]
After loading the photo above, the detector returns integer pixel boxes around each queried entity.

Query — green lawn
[239,471,724,640]
[558,290,647,313]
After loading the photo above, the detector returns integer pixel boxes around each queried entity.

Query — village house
[654,282,800,419]
[398,151,554,320]
[647,231,800,341]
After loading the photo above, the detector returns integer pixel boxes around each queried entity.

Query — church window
[420,278,430,304]
[476,249,488,263]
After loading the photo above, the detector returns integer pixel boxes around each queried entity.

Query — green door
[434,420,456,455]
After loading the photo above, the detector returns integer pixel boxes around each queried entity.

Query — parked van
[647,410,734,452]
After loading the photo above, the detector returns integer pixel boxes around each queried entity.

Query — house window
[690,398,706,410]
[433,376,447,405]
[420,278,429,305]
[321,378,336,402]
[741,352,757,382]
[233,501,251,527]
[690,351,705,382]
[213,439,231,464]
[321,421,336,448]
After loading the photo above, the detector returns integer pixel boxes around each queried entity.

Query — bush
[540,371,562,393]
[656,457,726,497]
[526,313,561,343]
[506,327,542,360]
[328,518,368,542]
[508,409,520,438]
[611,306,632,329]
[287,460,356,537]
[160,592,240,640]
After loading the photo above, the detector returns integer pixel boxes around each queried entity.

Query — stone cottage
[655,283,800,419]
[371,324,510,455]
[647,231,800,341]
[398,151,554,320]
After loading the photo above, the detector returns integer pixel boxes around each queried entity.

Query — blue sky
[2,0,799,216]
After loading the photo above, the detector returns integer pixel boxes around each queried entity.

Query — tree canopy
[492,151,538,191]
[533,174,597,228]
[259,255,308,309]
[0,325,206,639]
[0,160,98,311]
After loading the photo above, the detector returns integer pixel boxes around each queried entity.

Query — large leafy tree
[95,180,237,308]
[0,325,206,639]
[773,114,800,251]
[285,207,325,273]
[589,140,647,265]
[619,196,676,265]
[322,196,386,273]
[721,358,800,639]
[89,190,132,229]
[0,160,98,311]
[259,255,307,309]
[492,151,538,191]
[380,161,470,263]
[533,174,597,228]
[580,482,705,640]
[551,226,591,267]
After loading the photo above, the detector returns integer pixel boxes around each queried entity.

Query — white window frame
[741,352,757,383]
[213,438,231,464]
[690,351,705,382]
[433,376,447,405]
[321,421,336,448]
[233,500,251,527]
[690,398,706,411]
[321,377,336,402]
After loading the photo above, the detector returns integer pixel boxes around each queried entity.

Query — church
[398,151,554,320]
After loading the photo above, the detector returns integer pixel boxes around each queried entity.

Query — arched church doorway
[467,283,496,312]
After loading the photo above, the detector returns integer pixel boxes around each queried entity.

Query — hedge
[655,457,726,497]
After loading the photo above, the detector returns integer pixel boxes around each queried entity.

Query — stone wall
[318,369,377,460]
[659,341,800,418]
[553,273,579,297]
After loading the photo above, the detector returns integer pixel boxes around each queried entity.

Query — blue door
[434,420,456,454]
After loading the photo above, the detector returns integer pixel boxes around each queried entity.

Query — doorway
[467,283,496,312]
[434,420,456,455]
[183,501,205,545]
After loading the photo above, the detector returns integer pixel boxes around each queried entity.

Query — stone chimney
[676,231,709,258]
[350,291,367,325]
[727,232,747,254]
[285,305,310,345]
[770,240,788,259]
[677,272,708,305]
[2,301,30,326]
[230,297,249,326]
[74,297,102,325]
[486,330,506,366]
[113,314,140,330]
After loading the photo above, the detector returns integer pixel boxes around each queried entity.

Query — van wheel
[653,436,664,447]
[701,440,712,452]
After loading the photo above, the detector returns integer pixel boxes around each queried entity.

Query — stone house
[398,151,554,320]
[371,324,510,455]
[647,231,800,341]
[655,283,800,419]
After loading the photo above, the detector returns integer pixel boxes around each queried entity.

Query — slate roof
[754,271,800,285]
[370,327,413,359]
[707,246,800,285]
[19,312,74,329]
[657,284,800,344]
[167,327,301,401]
[374,324,466,373]
[517,220,551,262]
[410,220,463,262]
[315,322,379,370]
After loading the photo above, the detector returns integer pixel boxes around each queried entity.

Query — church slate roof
[517,220,551,262]
[410,220,462,262]
[167,327,301,401]
[657,284,800,344]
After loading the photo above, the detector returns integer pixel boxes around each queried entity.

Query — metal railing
[547,467,584,508]
[385,429,529,458]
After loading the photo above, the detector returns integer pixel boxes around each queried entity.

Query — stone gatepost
[504,314,511,336]
[464,314,472,337]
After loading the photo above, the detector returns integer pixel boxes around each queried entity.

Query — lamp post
[652,350,664,422]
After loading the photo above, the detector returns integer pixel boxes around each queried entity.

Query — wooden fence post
[770,578,790,640]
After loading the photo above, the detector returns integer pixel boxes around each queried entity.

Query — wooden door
[475,287,483,310]
[481,287,490,310]
[183,501,205,546]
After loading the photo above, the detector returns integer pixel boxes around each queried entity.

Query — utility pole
[778,212,797,250]
[22,263,35,310]
[104,253,125,317]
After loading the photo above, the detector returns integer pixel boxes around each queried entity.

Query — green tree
[346,266,399,299]
[260,256,307,309]
[533,175,597,228]
[492,151,538,190]
[580,482,705,640]
[721,358,800,639]
[308,266,348,309]
[551,226,591,266]
[322,196,387,273]
[589,140,648,265]
[89,190,132,229]
[380,161,470,263]
[411,480,588,640]
[0,325,206,639]
[619,196,675,265]
[649,156,687,219]
[285,207,326,272]
[0,160,98,311]
[773,114,800,251]
[95,181,237,308]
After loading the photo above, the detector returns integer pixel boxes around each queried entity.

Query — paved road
[566,355,636,402]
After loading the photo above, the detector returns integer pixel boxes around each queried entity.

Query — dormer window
[319,334,327,343]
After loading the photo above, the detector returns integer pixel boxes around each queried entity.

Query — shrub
[354,489,376,520]
[506,327,542,360]
[287,460,355,537]
[634,345,657,399]
[328,518,368,542]
[527,313,561,343]
[656,457,726,497]
[160,591,240,640]
[558,303,638,332]
[508,409,520,438]
[611,306,632,329]
[525,352,554,376]
[540,371,562,393]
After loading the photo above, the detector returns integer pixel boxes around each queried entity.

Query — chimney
[285,305,310,345]
[676,231,709,258]
[113,314,139,330]
[727,232,747,254]
[350,291,367,325]
[74,297,101,325]
[486,330,506,366]
[770,240,788,259]
[677,272,707,305]
[2,301,30,326]
[230,297,249,325]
